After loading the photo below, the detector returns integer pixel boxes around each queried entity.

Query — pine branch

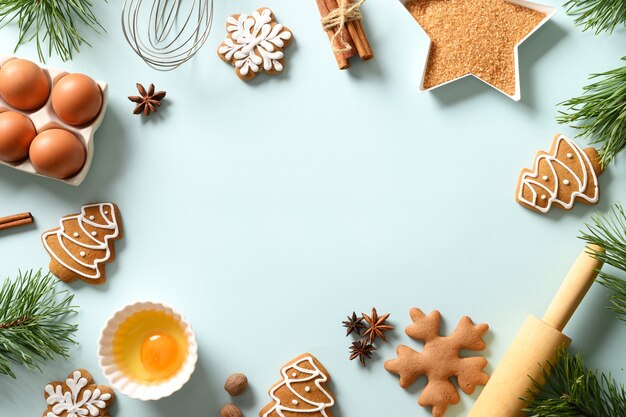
[0,270,78,379]
[579,203,626,322]
[557,58,626,167]
[0,0,105,62]
[564,0,626,33]
[524,348,626,417]
[599,274,626,323]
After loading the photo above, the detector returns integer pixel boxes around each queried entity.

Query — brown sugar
[405,0,546,96]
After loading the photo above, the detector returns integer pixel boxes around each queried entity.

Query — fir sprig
[557,58,626,167]
[599,274,626,323]
[524,348,626,417]
[0,0,105,62]
[0,270,78,378]
[579,203,626,322]
[564,0,626,33]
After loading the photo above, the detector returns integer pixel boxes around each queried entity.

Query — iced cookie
[44,369,114,417]
[42,203,122,285]
[260,353,335,417]
[516,134,602,213]
[217,7,293,81]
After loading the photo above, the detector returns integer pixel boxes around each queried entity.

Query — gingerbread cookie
[260,353,335,417]
[44,369,114,417]
[516,134,602,213]
[217,7,293,81]
[42,203,122,285]
[385,308,489,417]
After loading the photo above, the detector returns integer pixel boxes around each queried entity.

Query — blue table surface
[0,1,625,416]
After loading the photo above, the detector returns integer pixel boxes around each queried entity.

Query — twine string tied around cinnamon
[321,0,365,52]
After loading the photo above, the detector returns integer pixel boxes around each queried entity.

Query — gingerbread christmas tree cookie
[217,7,293,81]
[44,369,114,417]
[385,308,489,417]
[260,353,335,417]
[42,203,122,285]
[516,134,602,213]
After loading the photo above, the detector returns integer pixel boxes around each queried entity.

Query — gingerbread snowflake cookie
[516,134,602,213]
[385,308,489,417]
[42,203,122,285]
[44,369,114,417]
[217,7,293,81]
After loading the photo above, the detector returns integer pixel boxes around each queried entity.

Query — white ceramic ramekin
[97,301,198,401]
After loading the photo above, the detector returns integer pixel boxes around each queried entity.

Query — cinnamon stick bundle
[0,212,33,231]
[315,0,374,69]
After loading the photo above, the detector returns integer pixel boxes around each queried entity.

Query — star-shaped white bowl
[399,0,557,101]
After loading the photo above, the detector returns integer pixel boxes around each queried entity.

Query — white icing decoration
[567,153,573,158]
[305,386,311,392]
[44,370,111,417]
[218,9,292,76]
[542,175,548,181]
[263,356,334,417]
[91,231,97,236]
[518,135,599,213]
[80,251,86,257]
[541,195,547,200]
[73,232,79,237]
[292,400,299,405]
[563,179,570,185]
[42,203,120,280]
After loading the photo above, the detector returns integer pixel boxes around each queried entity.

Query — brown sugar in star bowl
[401,0,555,100]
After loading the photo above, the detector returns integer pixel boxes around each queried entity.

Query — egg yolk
[140,332,181,379]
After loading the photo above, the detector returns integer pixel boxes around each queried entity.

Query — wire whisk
[121,0,214,71]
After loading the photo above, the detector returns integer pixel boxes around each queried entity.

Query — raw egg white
[0,59,50,111]
[0,111,36,162]
[51,73,102,126]
[29,129,86,179]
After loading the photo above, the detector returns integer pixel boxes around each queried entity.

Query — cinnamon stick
[354,17,373,60]
[0,212,33,231]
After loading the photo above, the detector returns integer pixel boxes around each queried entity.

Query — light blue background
[0,1,625,416]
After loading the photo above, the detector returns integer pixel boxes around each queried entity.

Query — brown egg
[0,111,37,162]
[29,129,86,179]
[0,59,50,111]
[51,73,102,126]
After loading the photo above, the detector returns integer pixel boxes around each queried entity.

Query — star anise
[342,312,366,337]
[349,340,377,366]
[128,83,166,116]
[362,308,394,344]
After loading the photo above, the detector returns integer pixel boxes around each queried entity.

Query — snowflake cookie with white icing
[42,203,122,285]
[217,7,293,81]
[516,134,602,213]
[44,369,114,417]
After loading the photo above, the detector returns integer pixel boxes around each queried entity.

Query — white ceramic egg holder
[398,0,556,101]
[0,55,108,186]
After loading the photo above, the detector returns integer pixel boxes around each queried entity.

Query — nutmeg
[220,404,243,417]
[224,373,248,396]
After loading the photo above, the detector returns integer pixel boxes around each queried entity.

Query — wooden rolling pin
[467,244,604,417]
